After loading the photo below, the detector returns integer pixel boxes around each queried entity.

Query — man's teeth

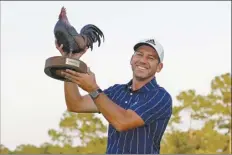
[137,66,146,70]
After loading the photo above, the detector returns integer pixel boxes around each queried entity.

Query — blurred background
[1,1,231,154]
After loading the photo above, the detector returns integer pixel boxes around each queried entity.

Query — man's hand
[55,40,88,59]
[62,68,99,93]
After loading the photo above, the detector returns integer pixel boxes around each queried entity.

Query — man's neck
[131,76,154,91]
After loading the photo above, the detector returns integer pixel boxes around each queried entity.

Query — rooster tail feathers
[80,24,105,50]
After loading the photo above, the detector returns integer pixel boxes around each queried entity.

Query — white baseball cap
[133,38,164,62]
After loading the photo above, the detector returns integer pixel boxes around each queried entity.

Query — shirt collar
[125,77,158,93]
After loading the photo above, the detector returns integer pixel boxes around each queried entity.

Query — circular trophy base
[44,56,88,81]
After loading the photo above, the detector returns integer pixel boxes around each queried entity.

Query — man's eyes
[134,53,143,57]
[148,57,155,60]
[135,52,156,60]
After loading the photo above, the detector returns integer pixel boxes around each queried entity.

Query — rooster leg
[68,51,72,58]
[68,50,72,57]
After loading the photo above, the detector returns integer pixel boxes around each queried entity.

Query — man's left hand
[62,68,99,93]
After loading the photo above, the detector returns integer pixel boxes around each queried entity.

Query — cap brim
[133,42,156,52]
[133,42,161,62]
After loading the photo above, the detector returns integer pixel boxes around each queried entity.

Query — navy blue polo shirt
[103,78,172,154]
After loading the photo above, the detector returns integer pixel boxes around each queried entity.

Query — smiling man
[59,38,172,154]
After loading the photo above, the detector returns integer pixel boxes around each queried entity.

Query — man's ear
[130,55,134,65]
[156,62,163,73]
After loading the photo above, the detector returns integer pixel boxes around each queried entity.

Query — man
[57,38,172,154]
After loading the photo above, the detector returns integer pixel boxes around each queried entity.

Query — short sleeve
[129,89,172,125]
[103,84,120,99]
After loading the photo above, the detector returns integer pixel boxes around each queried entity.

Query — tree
[39,143,83,154]
[47,111,107,152]
[161,73,231,154]
[7,112,108,154]
[161,120,230,154]
[12,144,42,154]
[0,144,10,154]
[79,137,107,154]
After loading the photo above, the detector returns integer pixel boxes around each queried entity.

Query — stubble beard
[131,63,156,82]
[133,69,155,82]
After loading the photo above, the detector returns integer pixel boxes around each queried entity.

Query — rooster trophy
[44,7,105,81]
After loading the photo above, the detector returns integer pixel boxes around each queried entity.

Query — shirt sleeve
[129,89,172,125]
[95,84,120,114]
[103,84,120,98]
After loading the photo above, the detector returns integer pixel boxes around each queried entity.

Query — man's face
[130,45,163,81]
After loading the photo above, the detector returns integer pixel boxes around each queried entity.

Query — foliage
[48,112,107,146]
[161,120,230,154]
[161,73,231,154]
[0,145,10,154]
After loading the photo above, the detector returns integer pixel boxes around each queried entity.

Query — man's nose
[139,56,148,63]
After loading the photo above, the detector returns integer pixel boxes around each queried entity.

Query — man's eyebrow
[135,51,142,54]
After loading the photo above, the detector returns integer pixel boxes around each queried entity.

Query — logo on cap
[145,39,156,45]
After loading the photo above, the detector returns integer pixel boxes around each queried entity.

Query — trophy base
[44,56,88,81]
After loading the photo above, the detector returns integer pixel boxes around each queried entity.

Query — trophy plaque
[44,7,104,82]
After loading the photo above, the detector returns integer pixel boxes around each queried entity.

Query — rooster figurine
[54,7,105,54]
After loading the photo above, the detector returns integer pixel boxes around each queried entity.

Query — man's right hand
[55,40,88,59]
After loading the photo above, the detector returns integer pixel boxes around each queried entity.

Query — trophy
[44,7,105,81]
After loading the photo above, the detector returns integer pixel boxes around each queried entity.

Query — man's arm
[55,42,97,113]
[62,69,172,131]
[62,69,143,129]
[92,92,145,131]
[64,81,99,113]
[92,89,172,132]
